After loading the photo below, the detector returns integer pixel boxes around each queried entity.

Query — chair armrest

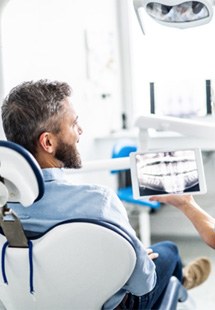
[159,276,188,310]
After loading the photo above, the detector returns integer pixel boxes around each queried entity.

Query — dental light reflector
[133,0,214,31]
[147,2,209,22]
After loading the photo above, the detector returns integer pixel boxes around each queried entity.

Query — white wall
[1,0,122,155]
[0,0,125,186]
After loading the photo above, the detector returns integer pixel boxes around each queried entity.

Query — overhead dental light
[133,0,215,32]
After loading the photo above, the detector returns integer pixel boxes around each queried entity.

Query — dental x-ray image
[130,149,207,198]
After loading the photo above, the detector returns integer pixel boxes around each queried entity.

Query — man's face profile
[54,99,82,169]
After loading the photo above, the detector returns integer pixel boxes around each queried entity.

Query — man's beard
[55,140,82,169]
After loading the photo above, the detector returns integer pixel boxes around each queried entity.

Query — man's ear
[38,132,55,154]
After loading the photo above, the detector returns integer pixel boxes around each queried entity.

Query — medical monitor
[130,148,207,199]
[150,79,212,118]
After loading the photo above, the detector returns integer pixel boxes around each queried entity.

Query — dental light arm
[135,114,215,150]
[133,0,215,32]
[64,157,130,174]
[136,114,215,138]
[66,114,215,174]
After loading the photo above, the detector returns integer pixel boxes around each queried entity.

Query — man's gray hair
[1,79,72,156]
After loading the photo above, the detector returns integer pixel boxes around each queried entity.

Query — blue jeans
[121,241,183,310]
[139,240,183,309]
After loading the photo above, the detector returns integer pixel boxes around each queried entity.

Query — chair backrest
[0,140,44,248]
[0,221,136,310]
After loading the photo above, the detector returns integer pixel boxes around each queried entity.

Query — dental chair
[0,140,137,310]
[0,140,191,310]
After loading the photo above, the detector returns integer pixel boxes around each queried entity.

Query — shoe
[182,257,212,290]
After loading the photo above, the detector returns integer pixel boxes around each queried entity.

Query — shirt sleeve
[102,186,157,296]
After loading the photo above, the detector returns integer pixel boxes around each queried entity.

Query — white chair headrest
[0,140,44,207]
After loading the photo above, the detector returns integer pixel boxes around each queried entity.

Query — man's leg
[138,240,183,309]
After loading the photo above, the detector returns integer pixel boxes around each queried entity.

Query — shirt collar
[42,168,66,182]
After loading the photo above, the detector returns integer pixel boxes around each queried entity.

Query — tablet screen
[130,148,207,198]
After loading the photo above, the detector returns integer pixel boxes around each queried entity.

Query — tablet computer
[130,148,207,199]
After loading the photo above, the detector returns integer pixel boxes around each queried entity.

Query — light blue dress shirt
[9,168,156,309]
